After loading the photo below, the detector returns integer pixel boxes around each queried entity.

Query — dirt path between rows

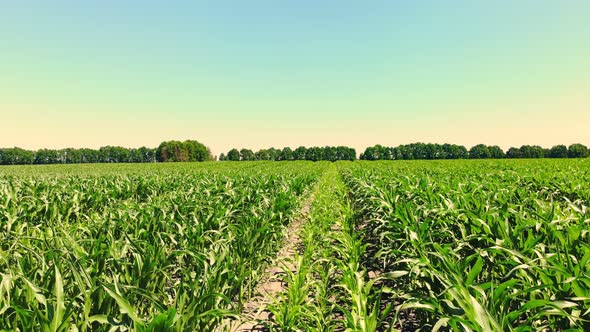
[218,190,316,331]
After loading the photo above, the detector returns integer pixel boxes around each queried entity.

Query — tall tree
[0,148,34,165]
[469,144,491,159]
[548,145,568,158]
[280,147,293,161]
[239,149,255,161]
[157,140,212,162]
[305,147,322,161]
[568,143,589,158]
[488,145,505,159]
[267,148,281,161]
[506,147,522,158]
[227,148,240,161]
[293,146,307,160]
[519,145,544,158]
[361,146,377,160]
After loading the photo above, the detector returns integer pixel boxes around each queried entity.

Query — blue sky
[1,1,589,154]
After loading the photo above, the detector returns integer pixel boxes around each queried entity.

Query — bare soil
[219,192,315,331]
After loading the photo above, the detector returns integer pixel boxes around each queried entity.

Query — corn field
[1,160,589,331]
[342,160,590,331]
[0,162,325,331]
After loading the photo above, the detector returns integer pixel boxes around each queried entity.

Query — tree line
[0,140,213,165]
[360,143,589,160]
[220,146,357,161]
[2,141,588,165]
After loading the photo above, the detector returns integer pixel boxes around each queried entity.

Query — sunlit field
[1,159,589,331]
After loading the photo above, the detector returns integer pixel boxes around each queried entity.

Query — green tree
[361,146,377,160]
[305,147,322,161]
[280,147,293,161]
[568,143,588,158]
[520,145,544,158]
[400,145,414,160]
[506,147,522,158]
[267,148,281,160]
[0,148,35,165]
[255,149,270,160]
[79,148,100,163]
[424,143,439,159]
[34,149,60,164]
[488,145,505,158]
[240,149,255,161]
[227,148,240,161]
[63,148,82,164]
[139,147,157,162]
[293,146,307,160]
[184,140,211,161]
[336,146,355,160]
[549,145,568,158]
[469,144,491,159]
[323,146,337,161]
[157,140,212,162]
[443,144,468,159]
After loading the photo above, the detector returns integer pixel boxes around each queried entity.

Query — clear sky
[1,1,589,156]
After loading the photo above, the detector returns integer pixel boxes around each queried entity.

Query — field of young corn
[0,162,326,331]
[1,159,589,331]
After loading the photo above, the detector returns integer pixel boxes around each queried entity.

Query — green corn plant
[0,161,327,331]
[342,159,590,331]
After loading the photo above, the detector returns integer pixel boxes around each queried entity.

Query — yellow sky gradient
[2,83,588,157]
[1,2,589,156]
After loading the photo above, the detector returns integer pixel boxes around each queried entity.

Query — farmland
[1,160,589,331]
[342,160,590,331]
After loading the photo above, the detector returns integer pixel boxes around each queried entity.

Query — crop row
[0,162,326,331]
[342,160,590,331]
